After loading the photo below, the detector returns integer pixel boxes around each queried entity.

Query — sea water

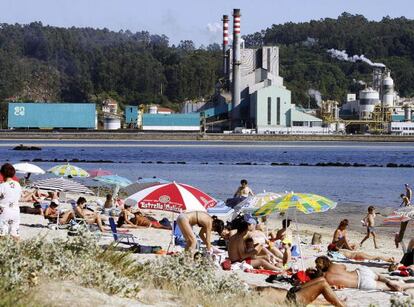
[0,140,413,207]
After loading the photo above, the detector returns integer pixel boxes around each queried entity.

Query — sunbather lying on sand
[21,189,48,202]
[116,204,171,230]
[254,277,345,307]
[316,256,414,291]
[44,202,74,225]
[228,220,282,271]
[74,197,105,232]
[20,202,44,216]
[328,243,395,262]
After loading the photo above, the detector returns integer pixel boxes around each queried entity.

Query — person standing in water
[404,184,412,202]
[234,179,254,199]
[176,211,224,252]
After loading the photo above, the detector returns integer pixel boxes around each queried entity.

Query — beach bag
[130,245,162,254]
[159,218,171,229]
[311,233,322,245]
[221,258,232,270]
[401,250,414,266]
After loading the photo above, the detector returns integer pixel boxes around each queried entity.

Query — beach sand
[18,200,414,307]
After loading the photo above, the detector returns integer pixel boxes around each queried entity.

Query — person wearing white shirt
[0,163,22,239]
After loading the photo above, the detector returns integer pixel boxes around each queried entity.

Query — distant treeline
[0,12,414,109]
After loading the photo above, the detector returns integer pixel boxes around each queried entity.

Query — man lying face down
[315,256,414,292]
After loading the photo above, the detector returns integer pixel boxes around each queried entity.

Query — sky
[1,0,413,46]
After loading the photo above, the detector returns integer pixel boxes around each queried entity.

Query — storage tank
[149,105,158,114]
[382,72,394,107]
[359,88,380,119]
[103,117,121,130]
[404,105,412,122]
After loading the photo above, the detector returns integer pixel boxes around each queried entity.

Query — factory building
[7,103,96,129]
[192,9,325,134]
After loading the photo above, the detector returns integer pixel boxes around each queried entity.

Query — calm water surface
[0,140,413,207]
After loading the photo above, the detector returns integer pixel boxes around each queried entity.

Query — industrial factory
[4,8,414,135]
[184,9,327,134]
[339,67,414,135]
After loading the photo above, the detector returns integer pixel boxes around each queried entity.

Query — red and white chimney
[222,15,229,77]
[231,8,241,126]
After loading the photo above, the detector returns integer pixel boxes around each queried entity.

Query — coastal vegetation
[0,13,414,110]
[0,232,250,307]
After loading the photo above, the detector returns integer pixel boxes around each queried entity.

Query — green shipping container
[8,103,96,129]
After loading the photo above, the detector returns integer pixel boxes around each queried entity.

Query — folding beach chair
[108,217,139,246]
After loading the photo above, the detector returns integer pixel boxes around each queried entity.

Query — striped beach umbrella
[254,193,337,216]
[48,164,89,178]
[31,177,94,194]
[383,207,414,224]
[125,182,217,213]
[125,177,170,196]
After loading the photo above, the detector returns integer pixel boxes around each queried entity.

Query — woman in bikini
[176,211,224,252]
[332,219,356,250]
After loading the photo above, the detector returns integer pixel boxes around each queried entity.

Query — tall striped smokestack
[222,15,229,77]
[232,8,241,126]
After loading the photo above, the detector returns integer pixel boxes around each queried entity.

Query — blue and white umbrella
[94,175,132,196]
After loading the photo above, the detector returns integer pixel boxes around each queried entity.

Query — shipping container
[8,103,96,129]
[142,113,200,131]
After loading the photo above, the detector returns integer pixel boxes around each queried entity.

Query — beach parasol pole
[293,208,305,270]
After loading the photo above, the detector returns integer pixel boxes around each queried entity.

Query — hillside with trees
[0,13,414,110]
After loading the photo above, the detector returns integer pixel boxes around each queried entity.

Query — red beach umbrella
[87,169,113,178]
[125,182,218,213]
[0,174,19,183]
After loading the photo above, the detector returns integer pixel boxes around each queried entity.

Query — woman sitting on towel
[74,197,105,232]
[176,211,224,252]
[332,219,356,250]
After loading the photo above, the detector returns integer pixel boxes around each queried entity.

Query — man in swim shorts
[315,256,414,292]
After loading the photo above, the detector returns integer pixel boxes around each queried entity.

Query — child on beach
[400,194,411,207]
[360,206,378,248]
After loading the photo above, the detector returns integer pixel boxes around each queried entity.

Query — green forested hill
[0,13,414,109]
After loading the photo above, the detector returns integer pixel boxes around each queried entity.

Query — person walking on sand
[176,211,224,252]
[360,206,378,249]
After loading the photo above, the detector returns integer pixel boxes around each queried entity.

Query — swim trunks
[356,266,377,290]
[367,226,376,233]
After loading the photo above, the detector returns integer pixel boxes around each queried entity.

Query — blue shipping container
[8,103,96,129]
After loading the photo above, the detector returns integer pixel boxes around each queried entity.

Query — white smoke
[207,22,221,33]
[327,49,386,68]
[353,79,366,86]
[308,89,322,107]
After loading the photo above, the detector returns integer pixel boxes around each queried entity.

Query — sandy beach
[15,196,414,307]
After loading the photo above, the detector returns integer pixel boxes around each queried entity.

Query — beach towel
[244,269,281,276]
[328,251,348,261]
